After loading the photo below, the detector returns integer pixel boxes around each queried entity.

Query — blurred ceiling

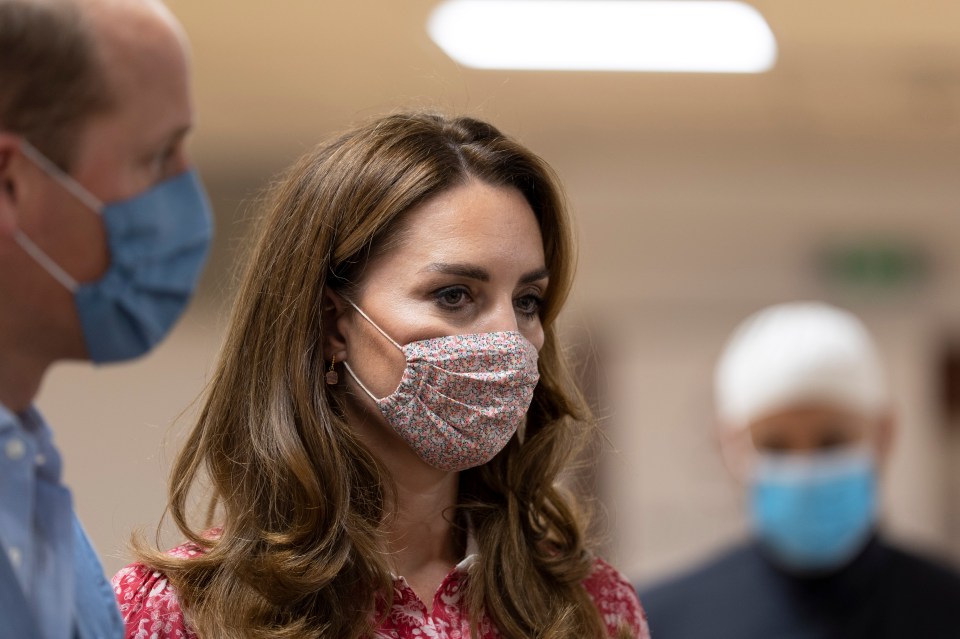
[167,0,960,307]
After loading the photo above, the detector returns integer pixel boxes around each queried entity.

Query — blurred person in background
[112,112,649,639]
[639,301,960,638]
[0,0,211,636]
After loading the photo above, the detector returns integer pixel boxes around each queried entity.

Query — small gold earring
[325,354,339,385]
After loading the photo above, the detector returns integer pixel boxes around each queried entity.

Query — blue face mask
[14,141,213,363]
[750,446,878,572]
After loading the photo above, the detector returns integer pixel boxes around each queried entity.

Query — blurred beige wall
[39,148,960,580]
[37,310,223,576]
[28,0,960,582]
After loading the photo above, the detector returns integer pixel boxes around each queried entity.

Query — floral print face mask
[342,302,540,472]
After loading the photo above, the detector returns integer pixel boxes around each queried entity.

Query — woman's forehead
[382,181,546,274]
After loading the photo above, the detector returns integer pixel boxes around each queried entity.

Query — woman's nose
[480,300,520,334]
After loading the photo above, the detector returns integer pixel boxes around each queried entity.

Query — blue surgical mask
[14,141,213,363]
[750,446,878,572]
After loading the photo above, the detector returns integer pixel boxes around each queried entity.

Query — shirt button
[5,438,25,461]
[35,454,46,466]
[8,546,21,568]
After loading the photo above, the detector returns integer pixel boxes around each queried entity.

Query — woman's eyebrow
[520,267,550,284]
[421,263,550,284]
[422,262,490,281]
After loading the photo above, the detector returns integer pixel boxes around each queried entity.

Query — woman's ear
[322,287,349,362]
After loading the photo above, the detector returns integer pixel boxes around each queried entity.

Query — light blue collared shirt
[0,403,122,639]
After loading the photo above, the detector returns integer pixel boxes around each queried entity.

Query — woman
[114,112,648,638]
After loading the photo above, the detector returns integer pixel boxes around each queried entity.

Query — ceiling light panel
[428,0,777,73]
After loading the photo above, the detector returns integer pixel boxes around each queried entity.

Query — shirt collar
[0,403,45,433]
[0,403,62,481]
[455,525,479,571]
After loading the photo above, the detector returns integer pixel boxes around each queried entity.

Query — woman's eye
[515,294,543,318]
[434,286,471,309]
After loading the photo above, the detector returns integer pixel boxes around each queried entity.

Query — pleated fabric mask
[343,302,540,472]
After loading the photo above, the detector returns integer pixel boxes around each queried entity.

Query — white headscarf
[715,302,888,430]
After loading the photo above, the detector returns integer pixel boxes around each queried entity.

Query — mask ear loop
[12,140,103,293]
[18,140,104,213]
[341,300,404,402]
[347,300,403,350]
[13,230,78,292]
[342,361,380,401]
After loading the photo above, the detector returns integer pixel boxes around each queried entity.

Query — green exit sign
[819,241,929,292]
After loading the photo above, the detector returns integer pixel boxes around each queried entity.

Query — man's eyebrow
[158,124,191,148]
[422,263,490,281]
[171,124,191,142]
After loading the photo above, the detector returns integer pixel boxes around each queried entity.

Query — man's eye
[146,145,178,173]
[158,147,176,167]
[818,432,850,450]
[758,437,790,453]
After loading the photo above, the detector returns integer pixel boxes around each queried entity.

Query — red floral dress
[113,541,650,639]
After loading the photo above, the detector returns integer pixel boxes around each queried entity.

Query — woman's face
[335,179,548,401]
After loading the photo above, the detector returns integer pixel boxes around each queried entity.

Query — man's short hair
[0,0,113,170]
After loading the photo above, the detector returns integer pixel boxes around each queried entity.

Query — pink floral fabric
[113,542,202,639]
[349,328,541,472]
[113,544,649,639]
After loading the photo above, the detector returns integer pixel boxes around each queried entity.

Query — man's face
[5,2,194,359]
[745,406,887,570]
[718,403,892,482]
[72,6,193,205]
[25,3,193,283]
[749,406,874,454]
[56,3,193,283]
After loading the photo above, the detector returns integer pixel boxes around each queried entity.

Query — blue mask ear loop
[12,140,105,293]
[340,300,405,402]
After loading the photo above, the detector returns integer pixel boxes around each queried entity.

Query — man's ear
[873,412,896,467]
[717,424,753,485]
[321,287,350,362]
[0,133,22,239]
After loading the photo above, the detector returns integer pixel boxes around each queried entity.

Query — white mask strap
[19,140,103,213]
[13,230,78,292]
[348,301,403,351]
[342,361,381,402]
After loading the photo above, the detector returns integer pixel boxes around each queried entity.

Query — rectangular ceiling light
[428,0,777,73]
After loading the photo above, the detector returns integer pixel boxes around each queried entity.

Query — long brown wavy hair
[137,112,620,638]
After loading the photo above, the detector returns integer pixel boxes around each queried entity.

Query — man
[0,0,212,636]
[639,302,960,638]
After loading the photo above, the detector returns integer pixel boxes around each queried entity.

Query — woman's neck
[346,402,463,606]
[384,470,461,575]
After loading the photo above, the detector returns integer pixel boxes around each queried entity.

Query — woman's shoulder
[582,557,651,639]
[112,541,205,639]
